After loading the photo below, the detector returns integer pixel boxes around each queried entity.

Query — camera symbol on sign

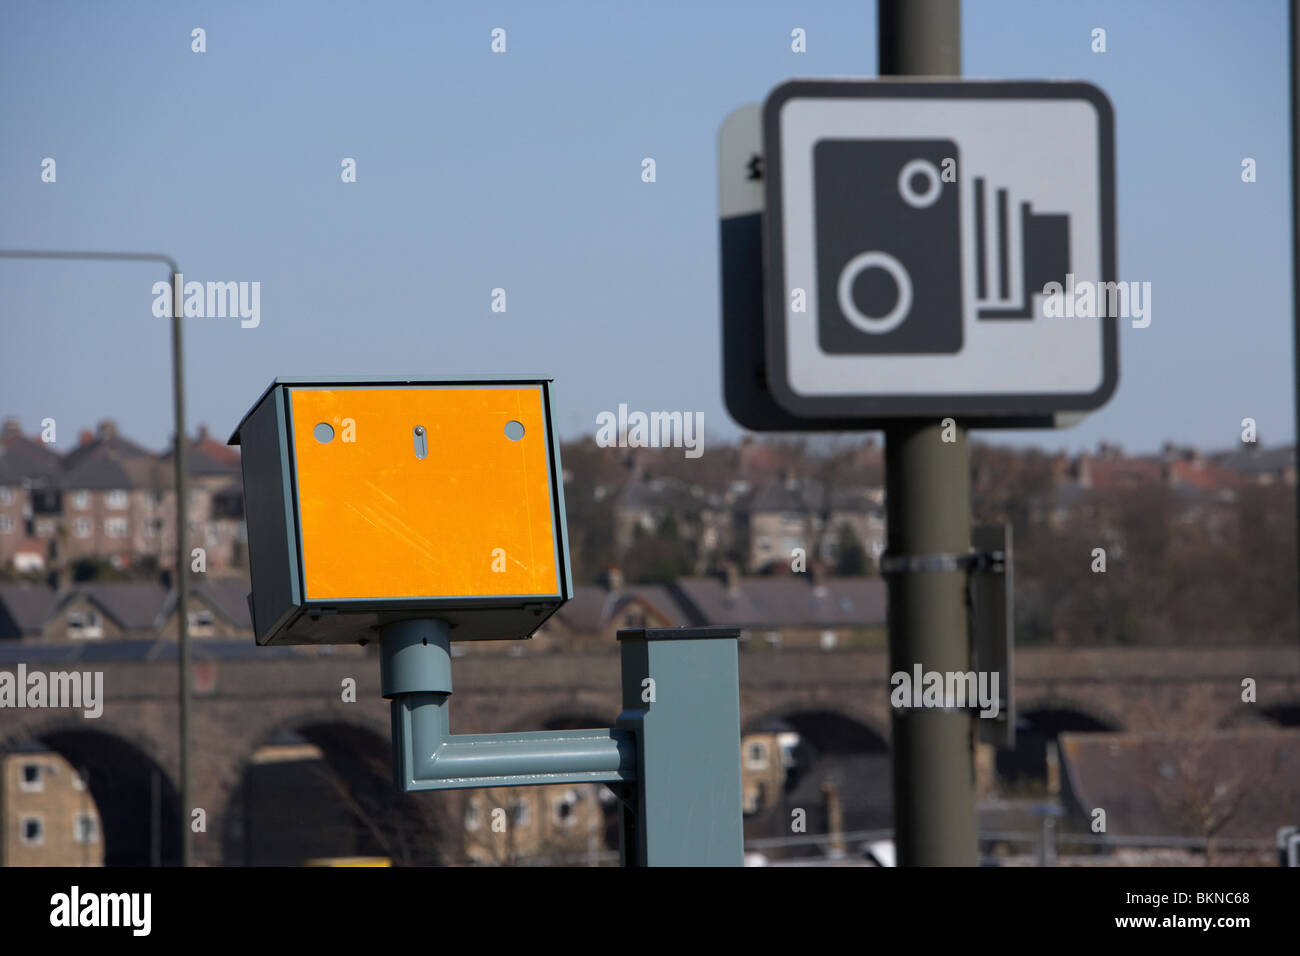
[814,138,1071,355]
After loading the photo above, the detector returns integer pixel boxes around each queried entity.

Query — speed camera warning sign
[750,79,1117,424]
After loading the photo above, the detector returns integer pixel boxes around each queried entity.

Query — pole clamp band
[880,550,1007,577]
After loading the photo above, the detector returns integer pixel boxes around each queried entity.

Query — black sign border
[761,78,1118,421]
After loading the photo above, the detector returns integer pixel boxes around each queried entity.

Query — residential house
[611,475,728,571]
[0,748,103,866]
[741,722,800,817]
[0,578,253,643]
[0,418,63,571]
[734,476,883,574]
[535,569,693,647]
[671,568,887,649]
[0,417,245,576]
[462,784,610,865]
[1214,443,1297,487]
[60,420,168,568]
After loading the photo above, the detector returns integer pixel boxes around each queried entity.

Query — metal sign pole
[878,0,980,867]
[0,249,189,867]
[1290,0,1300,625]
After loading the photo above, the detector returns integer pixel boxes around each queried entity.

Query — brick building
[0,418,246,578]
[0,748,103,866]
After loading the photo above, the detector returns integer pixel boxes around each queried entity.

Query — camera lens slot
[898,158,942,208]
[836,251,914,335]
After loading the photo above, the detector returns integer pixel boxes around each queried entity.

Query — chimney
[1076,453,1092,489]
[78,429,94,447]
[723,561,741,596]
[96,419,117,440]
[605,567,624,593]
[197,424,210,442]
[1,418,20,440]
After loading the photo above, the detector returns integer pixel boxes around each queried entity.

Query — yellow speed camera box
[229,376,572,645]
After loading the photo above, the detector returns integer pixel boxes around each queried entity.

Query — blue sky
[0,0,1291,455]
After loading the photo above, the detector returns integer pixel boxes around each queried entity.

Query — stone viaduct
[2,641,1297,864]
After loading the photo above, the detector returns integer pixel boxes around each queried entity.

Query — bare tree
[1144,741,1276,866]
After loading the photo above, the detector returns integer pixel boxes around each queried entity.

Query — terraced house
[0,418,246,576]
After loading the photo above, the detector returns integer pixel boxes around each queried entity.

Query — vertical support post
[379,619,454,791]
[878,0,962,75]
[1039,816,1056,867]
[0,251,187,866]
[878,0,977,869]
[1290,0,1300,623]
[172,268,191,868]
[616,626,743,866]
[884,425,978,865]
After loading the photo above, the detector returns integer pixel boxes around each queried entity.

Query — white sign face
[762,80,1117,420]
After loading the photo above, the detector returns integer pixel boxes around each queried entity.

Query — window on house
[20,763,43,792]
[104,517,128,538]
[73,813,99,845]
[553,789,583,827]
[0,515,12,535]
[509,799,530,828]
[72,490,89,509]
[106,490,128,510]
[779,738,799,769]
[746,740,770,771]
[20,816,44,846]
[465,799,482,831]
[0,486,12,504]
[73,518,91,538]
[68,611,103,640]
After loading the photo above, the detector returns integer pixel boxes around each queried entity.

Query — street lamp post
[0,249,192,867]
